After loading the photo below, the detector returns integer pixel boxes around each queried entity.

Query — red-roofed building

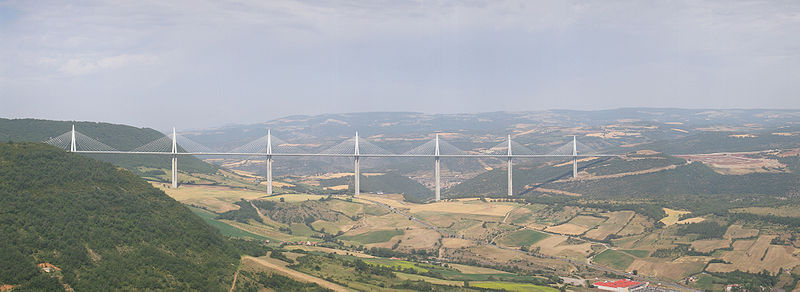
[593,279,647,292]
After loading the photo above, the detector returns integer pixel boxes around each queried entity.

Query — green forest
[0,142,236,290]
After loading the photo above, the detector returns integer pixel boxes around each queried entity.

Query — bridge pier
[266,130,273,195]
[507,135,513,196]
[70,124,76,152]
[434,134,440,202]
[354,132,360,196]
[572,136,578,179]
[266,156,272,195]
[171,127,178,188]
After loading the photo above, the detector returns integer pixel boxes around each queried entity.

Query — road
[357,197,699,292]
[243,255,351,292]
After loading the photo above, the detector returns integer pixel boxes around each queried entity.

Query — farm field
[470,281,559,292]
[691,239,731,253]
[497,229,549,247]
[152,168,800,291]
[188,207,270,240]
[616,214,651,236]
[531,234,594,260]
[707,235,800,274]
[339,229,404,244]
[592,249,634,270]
[723,224,760,239]
[544,214,607,235]
[157,183,266,212]
[626,258,705,281]
[584,211,635,240]
[731,206,800,218]
[660,208,691,226]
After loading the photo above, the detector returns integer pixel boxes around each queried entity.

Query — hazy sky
[1,0,799,129]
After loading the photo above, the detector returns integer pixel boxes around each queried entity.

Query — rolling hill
[0,142,238,290]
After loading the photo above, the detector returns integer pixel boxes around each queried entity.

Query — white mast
[266,129,273,195]
[70,124,76,152]
[434,133,440,202]
[171,127,178,188]
[354,131,360,196]
[572,135,578,178]
[507,135,513,196]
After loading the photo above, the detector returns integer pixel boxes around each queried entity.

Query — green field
[188,207,269,240]
[620,249,650,258]
[470,281,559,292]
[289,223,315,237]
[497,229,549,246]
[364,258,434,273]
[339,229,404,244]
[593,249,635,270]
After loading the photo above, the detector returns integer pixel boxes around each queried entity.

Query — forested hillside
[0,118,217,173]
[0,142,238,290]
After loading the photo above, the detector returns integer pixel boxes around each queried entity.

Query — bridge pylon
[354,131,360,197]
[507,135,513,196]
[434,134,440,202]
[572,135,578,179]
[171,127,178,188]
[266,129,273,195]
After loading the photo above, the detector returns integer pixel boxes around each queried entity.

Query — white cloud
[56,54,158,75]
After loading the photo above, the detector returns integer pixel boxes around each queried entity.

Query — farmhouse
[594,279,647,292]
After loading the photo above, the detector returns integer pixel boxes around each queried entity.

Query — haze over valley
[2,1,800,291]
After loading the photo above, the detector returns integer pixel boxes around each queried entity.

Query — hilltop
[0,142,237,290]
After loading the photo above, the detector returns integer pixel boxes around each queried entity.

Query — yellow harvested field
[325,185,349,191]
[155,184,266,212]
[585,211,635,241]
[291,246,374,258]
[531,234,593,260]
[691,239,731,253]
[617,214,651,236]
[724,225,759,239]
[362,212,418,229]
[441,238,477,249]
[627,259,704,281]
[660,208,691,226]
[371,228,441,250]
[260,180,294,188]
[406,200,516,217]
[261,194,329,202]
[242,256,349,292]
[545,223,589,235]
[707,235,800,274]
[468,245,574,271]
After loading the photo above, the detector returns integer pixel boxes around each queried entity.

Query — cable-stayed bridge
[45,125,616,201]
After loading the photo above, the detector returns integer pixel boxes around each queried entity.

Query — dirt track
[242,255,351,292]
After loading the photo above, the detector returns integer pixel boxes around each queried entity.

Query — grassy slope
[593,249,634,270]
[339,229,404,244]
[497,229,549,247]
[550,162,799,198]
[0,142,238,291]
